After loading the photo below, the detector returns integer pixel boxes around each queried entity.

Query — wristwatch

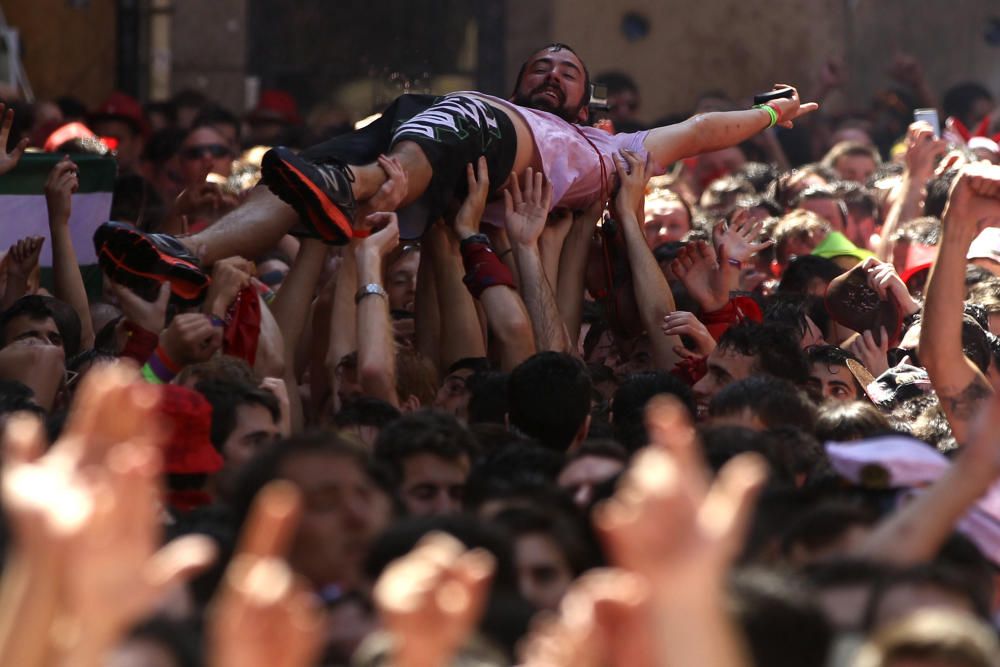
[355,283,388,304]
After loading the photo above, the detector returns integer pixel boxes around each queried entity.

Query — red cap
[157,385,223,475]
[42,121,96,152]
[91,91,150,138]
[899,243,938,286]
[247,89,301,126]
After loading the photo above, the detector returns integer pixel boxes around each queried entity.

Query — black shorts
[301,93,517,237]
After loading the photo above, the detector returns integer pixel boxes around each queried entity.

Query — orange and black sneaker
[93,221,210,306]
[261,146,357,244]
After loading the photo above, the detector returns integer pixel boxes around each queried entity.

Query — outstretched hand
[613,149,652,219]
[764,84,819,128]
[374,532,495,667]
[208,481,325,667]
[941,162,1000,238]
[453,157,490,240]
[715,209,774,264]
[0,103,28,176]
[670,240,731,313]
[5,236,44,280]
[504,167,553,248]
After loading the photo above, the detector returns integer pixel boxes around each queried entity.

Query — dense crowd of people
[1,38,1000,667]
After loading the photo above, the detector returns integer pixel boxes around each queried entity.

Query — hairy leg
[180,186,298,265]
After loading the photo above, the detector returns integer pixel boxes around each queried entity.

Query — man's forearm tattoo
[939,378,992,420]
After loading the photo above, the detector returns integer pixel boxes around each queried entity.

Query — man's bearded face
[512,48,588,123]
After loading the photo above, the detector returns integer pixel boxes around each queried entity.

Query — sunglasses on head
[180,144,233,161]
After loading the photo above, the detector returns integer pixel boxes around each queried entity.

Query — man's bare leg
[179,187,298,266]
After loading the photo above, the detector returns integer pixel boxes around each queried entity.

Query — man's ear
[401,394,421,414]
[577,104,591,125]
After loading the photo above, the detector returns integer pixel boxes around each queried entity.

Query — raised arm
[268,238,328,432]
[427,220,487,369]
[45,158,95,349]
[877,122,947,260]
[642,85,817,168]
[557,202,602,352]
[355,214,401,407]
[614,150,683,371]
[857,395,1000,565]
[506,168,573,353]
[451,158,535,370]
[919,163,996,443]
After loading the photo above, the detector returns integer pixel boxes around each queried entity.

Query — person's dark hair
[492,506,595,576]
[143,100,178,126]
[864,563,993,632]
[698,425,794,483]
[717,321,811,385]
[593,70,637,95]
[766,425,833,487]
[709,375,818,432]
[728,568,833,667]
[942,82,994,129]
[0,294,81,356]
[175,355,255,387]
[334,397,401,430]
[191,104,241,143]
[778,255,844,294]
[779,500,878,560]
[566,438,629,464]
[959,314,992,374]
[194,379,280,453]
[467,371,509,425]
[232,431,388,524]
[831,180,879,221]
[373,410,479,490]
[111,172,166,232]
[170,88,209,114]
[463,441,566,511]
[611,371,695,453]
[728,194,783,219]
[56,95,89,121]
[764,293,831,344]
[700,175,755,212]
[814,401,893,442]
[142,127,185,165]
[507,352,592,452]
[734,162,780,194]
[925,170,961,218]
[512,43,592,107]
[0,379,44,419]
[891,215,943,247]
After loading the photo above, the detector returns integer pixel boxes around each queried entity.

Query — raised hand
[859,257,921,317]
[662,311,716,356]
[112,280,170,333]
[204,256,254,318]
[2,364,217,663]
[670,240,731,313]
[208,481,325,667]
[596,396,766,590]
[259,376,292,437]
[504,167,553,248]
[159,313,223,366]
[0,103,28,176]
[764,84,819,128]
[5,236,44,280]
[374,532,494,667]
[44,157,79,223]
[903,122,947,177]
[715,209,774,264]
[453,157,490,240]
[359,212,401,259]
[942,162,1000,238]
[366,154,410,213]
[613,148,651,218]
[848,328,890,378]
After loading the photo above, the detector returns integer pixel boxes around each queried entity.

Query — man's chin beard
[512,92,579,122]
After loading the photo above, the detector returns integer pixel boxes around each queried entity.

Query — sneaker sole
[95,224,209,304]
[263,150,354,244]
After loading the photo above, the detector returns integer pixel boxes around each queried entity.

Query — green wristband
[753,104,778,129]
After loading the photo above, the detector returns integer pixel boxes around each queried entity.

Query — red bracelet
[765,101,783,125]
[154,345,182,374]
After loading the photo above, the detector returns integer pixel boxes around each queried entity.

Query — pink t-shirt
[465,93,652,224]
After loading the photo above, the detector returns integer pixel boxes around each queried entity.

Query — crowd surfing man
[3,36,1000,667]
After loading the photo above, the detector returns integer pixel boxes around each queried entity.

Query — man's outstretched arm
[919,163,997,443]
[642,86,818,168]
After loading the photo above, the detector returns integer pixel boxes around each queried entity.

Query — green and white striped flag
[0,151,116,266]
